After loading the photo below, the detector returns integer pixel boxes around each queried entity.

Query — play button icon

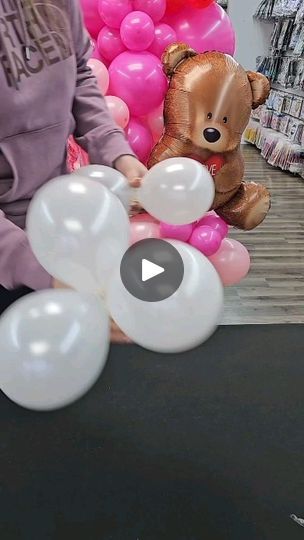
[120,239,184,302]
[142,259,164,282]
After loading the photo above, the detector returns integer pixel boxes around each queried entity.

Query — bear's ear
[162,43,197,77]
[247,71,270,109]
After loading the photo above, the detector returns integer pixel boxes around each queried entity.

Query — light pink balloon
[196,215,229,239]
[160,222,193,242]
[149,23,177,58]
[130,220,160,245]
[87,59,109,95]
[105,96,130,128]
[80,0,104,39]
[146,103,164,142]
[109,51,168,116]
[165,3,236,55]
[209,238,251,286]
[133,0,166,22]
[120,11,155,51]
[98,27,126,61]
[126,118,154,164]
[98,0,133,29]
[131,213,159,224]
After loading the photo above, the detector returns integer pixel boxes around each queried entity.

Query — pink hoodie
[0,0,134,290]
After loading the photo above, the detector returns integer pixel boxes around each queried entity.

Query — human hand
[114,155,147,188]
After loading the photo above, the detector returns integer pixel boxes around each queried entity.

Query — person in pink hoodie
[0,0,146,337]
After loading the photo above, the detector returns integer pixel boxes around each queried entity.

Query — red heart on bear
[189,154,225,177]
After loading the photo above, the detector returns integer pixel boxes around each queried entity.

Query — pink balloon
[130,221,160,245]
[190,226,222,256]
[146,103,165,142]
[120,11,155,52]
[165,3,236,55]
[98,27,126,61]
[196,215,229,239]
[109,51,168,116]
[80,0,104,39]
[87,59,109,95]
[126,118,154,164]
[160,222,193,242]
[133,0,166,22]
[149,23,177,58]
[98,0,133,29]
[131,213,159,224]
[105,96,130,128]
[209,238,251,286]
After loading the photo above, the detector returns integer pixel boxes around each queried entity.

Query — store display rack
[245,0,304,177]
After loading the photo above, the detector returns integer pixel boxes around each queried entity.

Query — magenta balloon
[133,0,166,22]
[80,0,104,39]
[98,0,133,29]
[165,3,236,55]
[209,238,251,286]
[190,226,222,257]
[126,118,154,164]
[196,215,229,239]
[98,27,126,61]
[149,23,177,58]
[160,222,193,242]
[109,51,168,116]
[120,11,155,52]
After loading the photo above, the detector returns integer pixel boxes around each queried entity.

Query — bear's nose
[203,128,221,143]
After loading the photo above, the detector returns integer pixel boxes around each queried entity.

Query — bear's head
[162,44,270,154]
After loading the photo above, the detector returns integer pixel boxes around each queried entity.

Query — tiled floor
[222,145,304,324]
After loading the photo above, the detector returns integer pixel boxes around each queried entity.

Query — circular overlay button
[120,239,184,302]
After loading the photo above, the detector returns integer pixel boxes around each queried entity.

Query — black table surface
[1,325,304,540]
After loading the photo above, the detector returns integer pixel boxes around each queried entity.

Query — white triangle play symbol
[142,259,165,282]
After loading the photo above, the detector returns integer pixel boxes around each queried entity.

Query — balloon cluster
[0,158,227,411]
[75,0,236,166]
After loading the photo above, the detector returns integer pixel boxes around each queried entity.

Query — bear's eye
[207,112,212,120]
[223,116,228,123]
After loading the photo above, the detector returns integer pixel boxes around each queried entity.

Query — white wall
[228,0,272,70]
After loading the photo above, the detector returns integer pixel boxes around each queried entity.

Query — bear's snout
[203,128,221,143]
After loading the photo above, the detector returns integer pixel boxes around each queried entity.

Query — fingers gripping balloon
[149,44,271,231]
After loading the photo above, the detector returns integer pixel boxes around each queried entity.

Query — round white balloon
[106,240,223,353]
[0,290,110,411]
[73,165,130,211]
[139,158,215,225]
[27,175,130,293]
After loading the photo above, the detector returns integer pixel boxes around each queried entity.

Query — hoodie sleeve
[0,210,52,291]
[69,0,135,167]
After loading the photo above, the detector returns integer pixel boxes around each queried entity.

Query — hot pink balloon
[105,96,130,128]
[146,103,165,142]
[190,226,222,257]
[165,3,236,55]
[197,215,228,239]
[130,220,160,245]
[109,51,168,116]
[126,118,154,164]
[120,11,155,52]
[80,0,104,39]
[133,0,166,22]
[87,59,109,95]
[98,27,126,62]
[160,222,193,242]
[149,23,177,58]
[209,238,251,286]
[98,0,133,29]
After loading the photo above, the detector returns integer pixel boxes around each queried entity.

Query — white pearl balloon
[139,158,215,225]
[73,165,130,211]
[106,240,223,353]
[0,290,109,411]
[27,175,130,293]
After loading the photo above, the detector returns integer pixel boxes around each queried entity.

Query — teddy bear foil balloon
[148,44,271,231]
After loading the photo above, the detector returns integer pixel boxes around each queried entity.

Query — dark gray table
[1,325,304,539]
